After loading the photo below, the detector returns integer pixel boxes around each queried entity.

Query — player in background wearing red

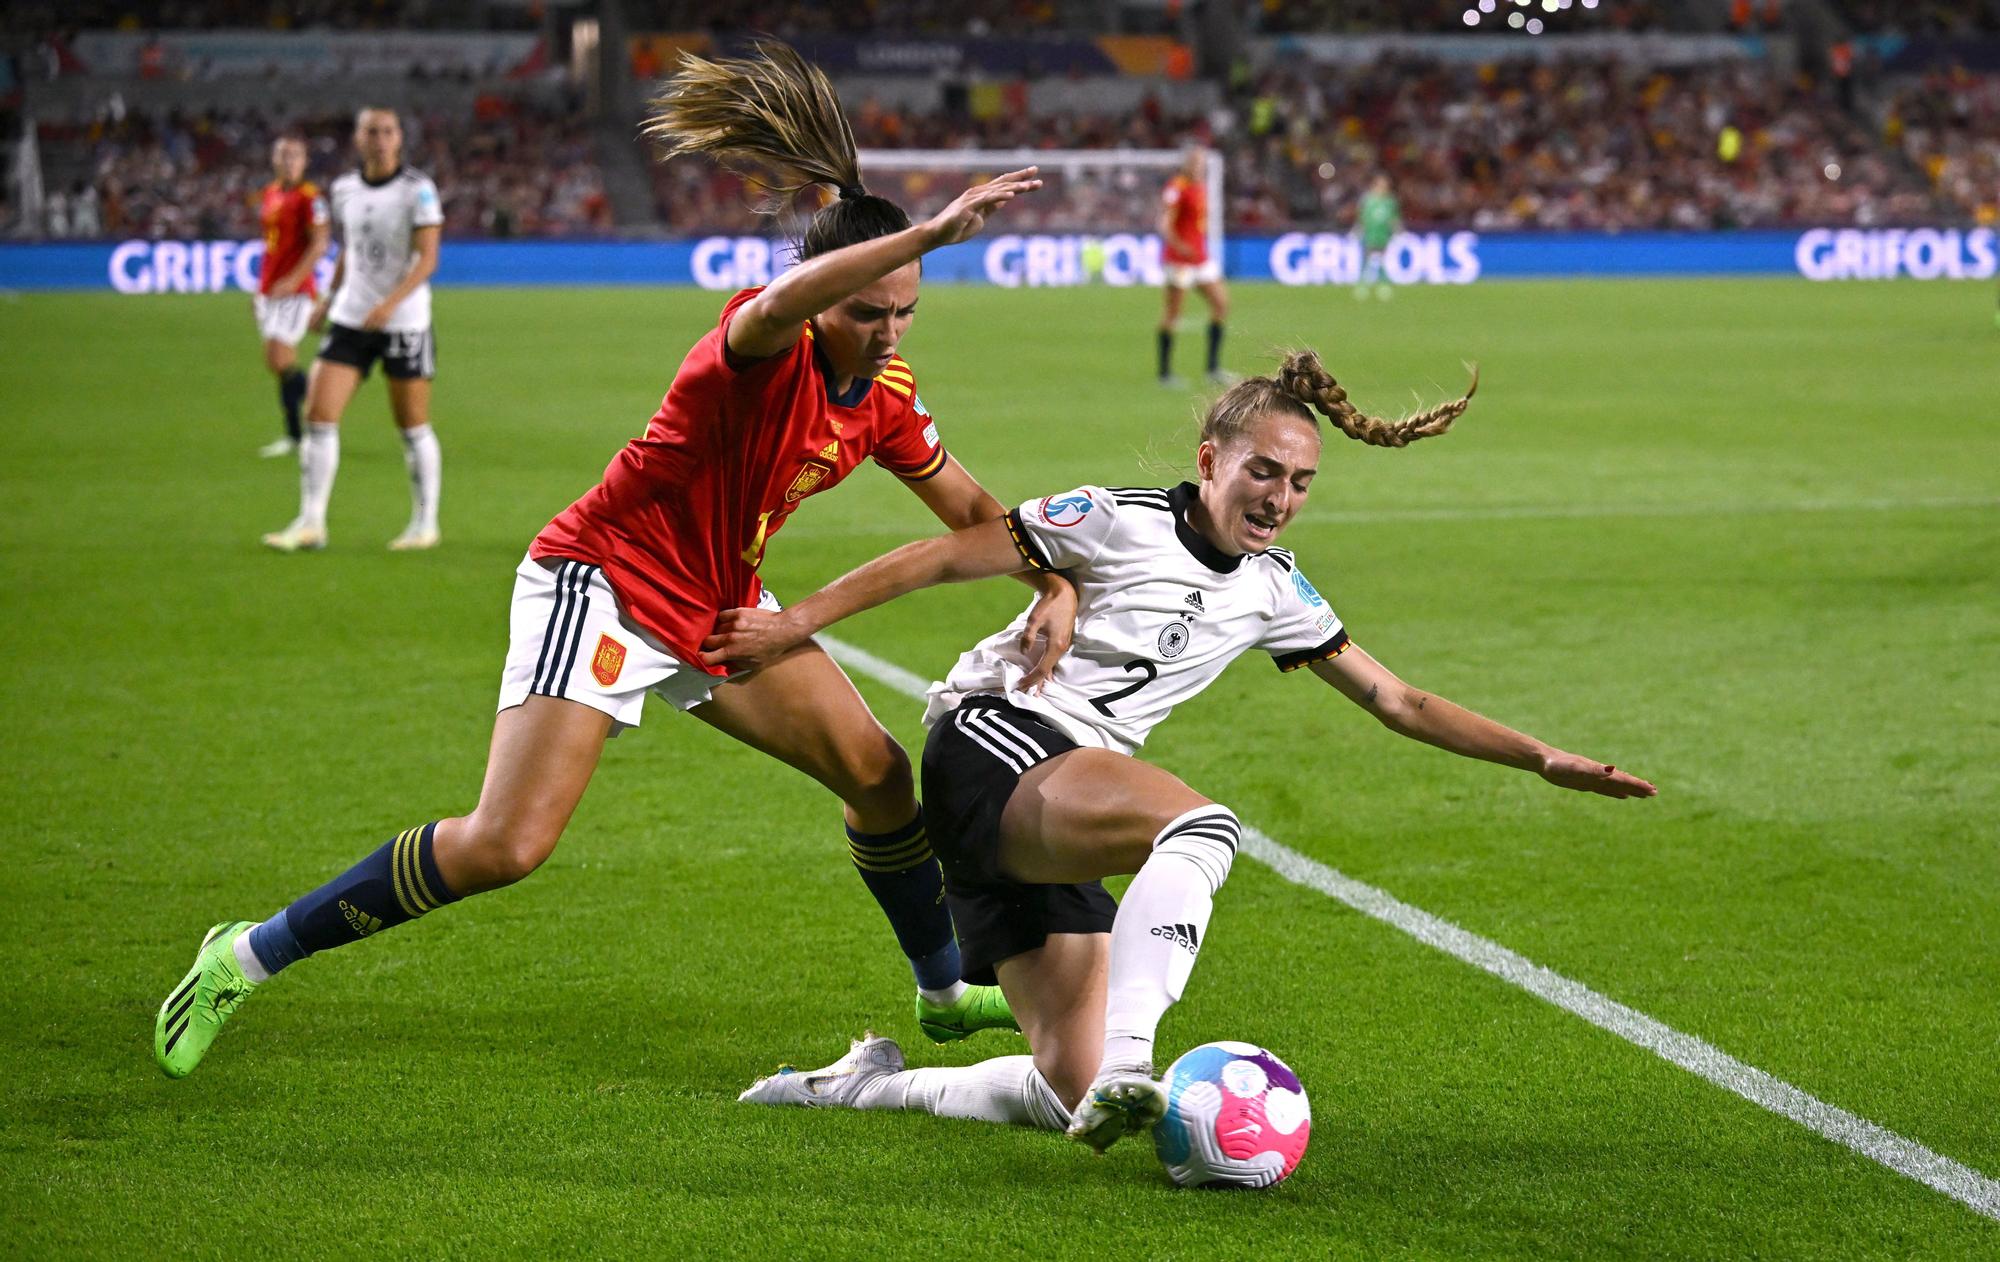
[1156,145,1230,387]
[154,45,1075,1079]
[252,136,330,459]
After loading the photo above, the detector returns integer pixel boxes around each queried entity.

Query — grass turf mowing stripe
[820,634,2000,1225]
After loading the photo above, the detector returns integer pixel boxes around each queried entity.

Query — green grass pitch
[3,277,1997,1257]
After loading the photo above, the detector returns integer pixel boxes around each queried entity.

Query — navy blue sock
[279,369,306,441]
[1157,329,1173,379]
[247,822,460,976]
[1206,321,1224,374]
[847,811,961,992]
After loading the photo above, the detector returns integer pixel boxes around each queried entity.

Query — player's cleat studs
[1065,1070,1167,1154]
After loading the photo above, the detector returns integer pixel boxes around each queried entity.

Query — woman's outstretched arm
[1310,644,1657,799]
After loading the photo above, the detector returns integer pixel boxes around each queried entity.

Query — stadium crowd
[1227,55,1941,230]
[1884,67,2000,223]
[38,99,607,239]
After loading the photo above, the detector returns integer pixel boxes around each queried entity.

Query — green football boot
[916,983,1018,1043]
[154,920,259,1079]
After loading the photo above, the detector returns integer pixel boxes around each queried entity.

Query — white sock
[1099,804,1240,1075]
[918,980,968,1007]
[231,925,271,984]
[852,1055,1071,1131]
[299,421,340,531]
[399,423,441,533]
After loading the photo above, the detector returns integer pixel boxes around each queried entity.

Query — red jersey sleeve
[869,355,947,480]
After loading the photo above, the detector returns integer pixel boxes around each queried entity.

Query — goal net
[855,147,1224,288]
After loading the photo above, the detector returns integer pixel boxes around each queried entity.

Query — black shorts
[318,322,437,380]
[921,697,1118,985]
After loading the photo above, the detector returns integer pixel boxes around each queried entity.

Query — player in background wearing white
[1354,172,1401,301]
[264,107,445,553]
[251,136,330,459]
[1156,144,1229,387]
[711,351,1656,1152]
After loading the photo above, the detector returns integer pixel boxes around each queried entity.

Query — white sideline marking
[821,635,2000,1223]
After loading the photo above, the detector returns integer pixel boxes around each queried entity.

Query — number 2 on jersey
[1089,658,1158,718]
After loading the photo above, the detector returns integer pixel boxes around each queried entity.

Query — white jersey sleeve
[1253,548,1352,672]
[409,172,444,229]
[1004,486,1119,572]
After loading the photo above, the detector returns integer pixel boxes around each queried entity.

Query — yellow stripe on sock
[408,825,443,909]
[389,828,424,918]
[403,828,436,913]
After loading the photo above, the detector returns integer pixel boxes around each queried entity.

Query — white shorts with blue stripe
[496,553,778,735]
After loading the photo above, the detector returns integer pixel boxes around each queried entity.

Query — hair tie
[837,183,867,200]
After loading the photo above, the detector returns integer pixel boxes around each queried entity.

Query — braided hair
[1199,350,1477,450]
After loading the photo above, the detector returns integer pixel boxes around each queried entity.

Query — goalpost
[856,147,1225,285]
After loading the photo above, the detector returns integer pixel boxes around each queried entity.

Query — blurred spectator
[1883,68,2000,223]
[1226,55,1942,231]
[1254,0,1668,35]
[627,1,1058,37]
[1831,2,2000,36]
[9,1,540,33]
[40,99,610,239]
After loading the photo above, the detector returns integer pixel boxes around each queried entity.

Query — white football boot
[1065,1067,1167,1154]
[260,519,326,552]
[258,437,299,459]
[739,1033,904,1108]
[387,525,440,552]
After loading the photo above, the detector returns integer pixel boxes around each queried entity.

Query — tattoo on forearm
[1415,695,1427,711]
[1364,683,1379,708]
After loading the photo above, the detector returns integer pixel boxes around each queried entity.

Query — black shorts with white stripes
[318,322,437,380]
[920,696,1118,985]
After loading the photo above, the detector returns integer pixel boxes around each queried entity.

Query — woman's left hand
[1016,578,1078,693]
[701,607,810,671]
[1539,752,1657,798]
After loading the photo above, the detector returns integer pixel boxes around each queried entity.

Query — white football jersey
[327,166,444,332]
[923,483,1350,755]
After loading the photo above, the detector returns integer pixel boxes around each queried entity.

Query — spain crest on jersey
[786,460,833,503]
[592,634,627,686]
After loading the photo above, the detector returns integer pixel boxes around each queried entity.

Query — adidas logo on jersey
[1150,922,1201,953]
[1183,591,1205,612]
[818,440,840,461]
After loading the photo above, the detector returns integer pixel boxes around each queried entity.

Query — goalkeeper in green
[1355,174,1400,301]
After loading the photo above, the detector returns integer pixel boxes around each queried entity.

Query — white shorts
[497,554,779,735]
[1164,259,1222,289]
[254,293,315,347]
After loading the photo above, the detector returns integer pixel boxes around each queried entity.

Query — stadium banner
[632,32,1178,77]
[5,229,1994,293]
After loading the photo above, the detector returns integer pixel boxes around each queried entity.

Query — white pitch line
[821,635,2000,1224]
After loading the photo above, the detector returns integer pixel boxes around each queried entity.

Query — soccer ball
[1152,1041,1311,1189]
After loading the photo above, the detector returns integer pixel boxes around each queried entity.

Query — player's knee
[833,728,914,813]
[455,808,562,889]
[1154,802,1239,895]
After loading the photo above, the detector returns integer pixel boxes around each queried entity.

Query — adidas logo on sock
[1150,922,1201,953]
[1183,591,1205,612]
[339,899,383,937]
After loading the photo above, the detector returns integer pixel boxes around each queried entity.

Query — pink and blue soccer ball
[1153,1041,1311,1189]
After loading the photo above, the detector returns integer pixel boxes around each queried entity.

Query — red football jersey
[1161,175,1208,265]
[532,288,948,672]
[257,180,328,297]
